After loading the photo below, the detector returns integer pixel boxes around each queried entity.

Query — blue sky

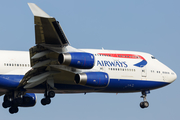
[0,0,179,119]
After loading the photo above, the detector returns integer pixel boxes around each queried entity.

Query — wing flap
[24,72,58,89]
[52,21,69,44]
[31,50,51,59]
[35,17,62,45]
[32,59,52,69]
[27,72,50,84]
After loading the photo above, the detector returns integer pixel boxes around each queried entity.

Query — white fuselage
[82,49,176,83]
[0,49,177,93]
[0,50,31,75]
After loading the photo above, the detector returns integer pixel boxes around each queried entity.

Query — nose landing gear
[140,91,150,109]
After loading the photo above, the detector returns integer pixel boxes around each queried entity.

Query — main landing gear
[2,91,24,114]
[41,80,55,106]
[140,91,149,109]
[41,89,55,106]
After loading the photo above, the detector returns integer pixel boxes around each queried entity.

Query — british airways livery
[0,3,177,114]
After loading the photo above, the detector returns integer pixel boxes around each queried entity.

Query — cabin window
[151,70,154,73]
[151,56,156,59]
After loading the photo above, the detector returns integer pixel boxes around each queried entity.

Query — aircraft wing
[28,3,69,46]
[19,3,82,90]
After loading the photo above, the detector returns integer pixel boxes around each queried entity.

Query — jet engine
[74,72,109,87]
[58,52,95,69]
[19,93,37,107]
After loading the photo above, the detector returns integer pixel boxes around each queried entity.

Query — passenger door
[141,66,147,78]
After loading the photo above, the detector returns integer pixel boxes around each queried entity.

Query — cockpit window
[151,56,156,59]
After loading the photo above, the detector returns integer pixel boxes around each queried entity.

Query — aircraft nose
[169,71,177,83]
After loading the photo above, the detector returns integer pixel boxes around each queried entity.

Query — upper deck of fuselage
[80,49,177,83]
[80,49,154,61]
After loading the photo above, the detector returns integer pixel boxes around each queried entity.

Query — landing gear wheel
[2,101,12,108]
[48,91,55,98]
[140,101,149,108]
[41,98,47,106]
[140,91,150,109]
[140,102,145,108]
[41,97,51,105]
[42,83,55,106]
[45,97,51,105]
[3,92,23,114]
[143,101,149,108]
[3,95,12,108]
[9,106,19,114]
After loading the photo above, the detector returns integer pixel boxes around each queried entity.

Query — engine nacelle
[74,72,109,87]
[19,93,37,107]
[58,52,95,69]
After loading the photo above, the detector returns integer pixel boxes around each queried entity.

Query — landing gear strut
[140,91,149,109]
[41,85,55,106]
[41,91,55,105]
[2,91,24,114]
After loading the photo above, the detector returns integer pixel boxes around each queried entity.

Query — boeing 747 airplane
[0,3,177,114]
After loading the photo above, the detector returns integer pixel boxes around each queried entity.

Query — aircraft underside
[3,78,168,94]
